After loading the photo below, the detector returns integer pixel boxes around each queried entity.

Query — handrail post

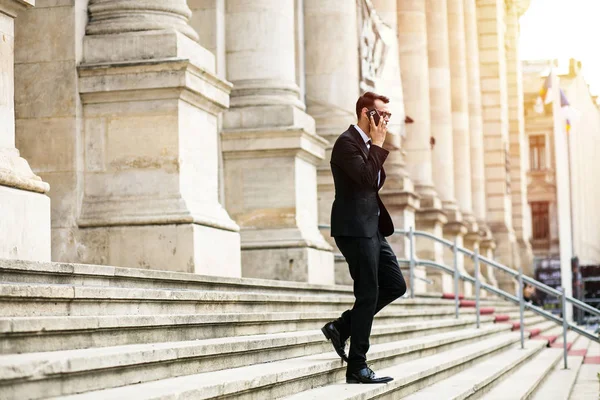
[474,248,480,329]
[518,264,525,349]
[453,237,459,319]
[409,226,415,299]
[561,287,569,369]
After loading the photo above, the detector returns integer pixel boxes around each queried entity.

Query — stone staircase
[0,259,596,399]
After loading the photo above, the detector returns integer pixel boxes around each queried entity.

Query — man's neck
[356,121,371,138]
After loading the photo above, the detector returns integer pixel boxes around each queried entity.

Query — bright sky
[520,0,600,95]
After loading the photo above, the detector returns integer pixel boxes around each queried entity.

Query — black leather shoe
[321,321,349,362]
[346,367,393,384]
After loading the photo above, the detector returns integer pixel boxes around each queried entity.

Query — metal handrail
[319,224,599,368]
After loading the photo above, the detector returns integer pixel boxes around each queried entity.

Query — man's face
[374,99,391,125]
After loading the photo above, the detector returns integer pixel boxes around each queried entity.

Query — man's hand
[369,115,387,147]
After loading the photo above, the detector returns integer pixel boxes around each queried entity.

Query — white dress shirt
[354,124,381,187]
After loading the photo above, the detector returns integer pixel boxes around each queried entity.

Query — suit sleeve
[331,137,389,188]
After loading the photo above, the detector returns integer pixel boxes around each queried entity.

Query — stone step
[400,341,547,400]
[0,282,520,317]
[0,259,353,297]
[568,363,600,400]
[280,321,557,400]
[0,309,496,354]
[0,260,510,306]
[531,334,591,400]
[568,338,600,400]
[0,316,498,395]
[479,327,583,400]
[48,326,519,400]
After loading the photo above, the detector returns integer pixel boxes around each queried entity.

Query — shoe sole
[346,378,394,384]
[321,326,349,362]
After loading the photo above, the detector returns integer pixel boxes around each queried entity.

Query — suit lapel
[349,125,369,160]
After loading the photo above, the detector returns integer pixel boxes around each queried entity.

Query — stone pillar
[425,0,468,294]
[506,2,534,277]
[303,0,358,285]
[477,0,518,294]
[447,0,476,229]
[372,0,421,291]
[188,0,226,79]
[463,0,494,288]
[76,0,241,277]
[222,0,334,284]
[397,0,448,293]
[0,0,51,261]
[480,238,499,288]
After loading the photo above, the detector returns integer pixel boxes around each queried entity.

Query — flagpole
[567,128,575,258]
[550,70,573,321]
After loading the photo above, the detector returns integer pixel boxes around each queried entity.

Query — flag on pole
[534,75,552,113]
[534,72,577,134]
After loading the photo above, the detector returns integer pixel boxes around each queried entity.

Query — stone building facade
[1,0,537,294]
[523,59,600,266]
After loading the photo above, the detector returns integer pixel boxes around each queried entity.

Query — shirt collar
[353,124,370,144]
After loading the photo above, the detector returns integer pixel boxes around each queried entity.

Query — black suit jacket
[330,125,394,237]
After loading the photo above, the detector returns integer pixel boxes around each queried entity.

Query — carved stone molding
[86,0,199,41]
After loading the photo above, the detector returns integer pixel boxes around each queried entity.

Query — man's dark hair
[355,92,390,120]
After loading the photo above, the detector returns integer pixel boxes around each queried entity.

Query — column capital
[86,0,198,41]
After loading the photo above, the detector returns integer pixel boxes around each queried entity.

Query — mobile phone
[368,109,380,126]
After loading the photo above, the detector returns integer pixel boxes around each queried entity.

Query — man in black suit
[321,92,407,384]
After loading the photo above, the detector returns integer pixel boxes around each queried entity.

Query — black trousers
[334,231,407,372]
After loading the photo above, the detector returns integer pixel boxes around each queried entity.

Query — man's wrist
[372,141,384,148]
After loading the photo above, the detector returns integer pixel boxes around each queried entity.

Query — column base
[488,223,519,295]
[77,31,242,276]
[222,100,334,284]
[0,185,51,261]
[480,235,499,288]
[415,201,449,294]
[443,216,473,297]
[0,147,51,261]
[242,245,334,285]
[334,254,352,286]
[76,223,241,277]
[380,175,420,260]
[518,237,534,276]
[401,265,428,295]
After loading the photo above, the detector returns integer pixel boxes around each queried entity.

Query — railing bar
[474,248,480,329]
[416,260,454,275]
[413,231,455,247]
[518,263,525,349]
[566,296,600,317]
[453,239,460,320]
[561,288,569,369]
[522,275,563,296]
[319,224,599,342]
[409,226,415,299]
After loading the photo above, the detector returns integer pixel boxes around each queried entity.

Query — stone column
[303,0,358,285]
[397,0,448,293]
[506,2,534,277]
[188,0,226,79]
[77,0,242,277]
[222,0,334,284]
[425,0,468,294]
[0,0,51,261]
[372,0,422,293]
[447,0,476,229]
[477,0,518,294]
[463,0,495,286]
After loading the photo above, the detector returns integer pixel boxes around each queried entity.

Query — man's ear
[361,107,368,119]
